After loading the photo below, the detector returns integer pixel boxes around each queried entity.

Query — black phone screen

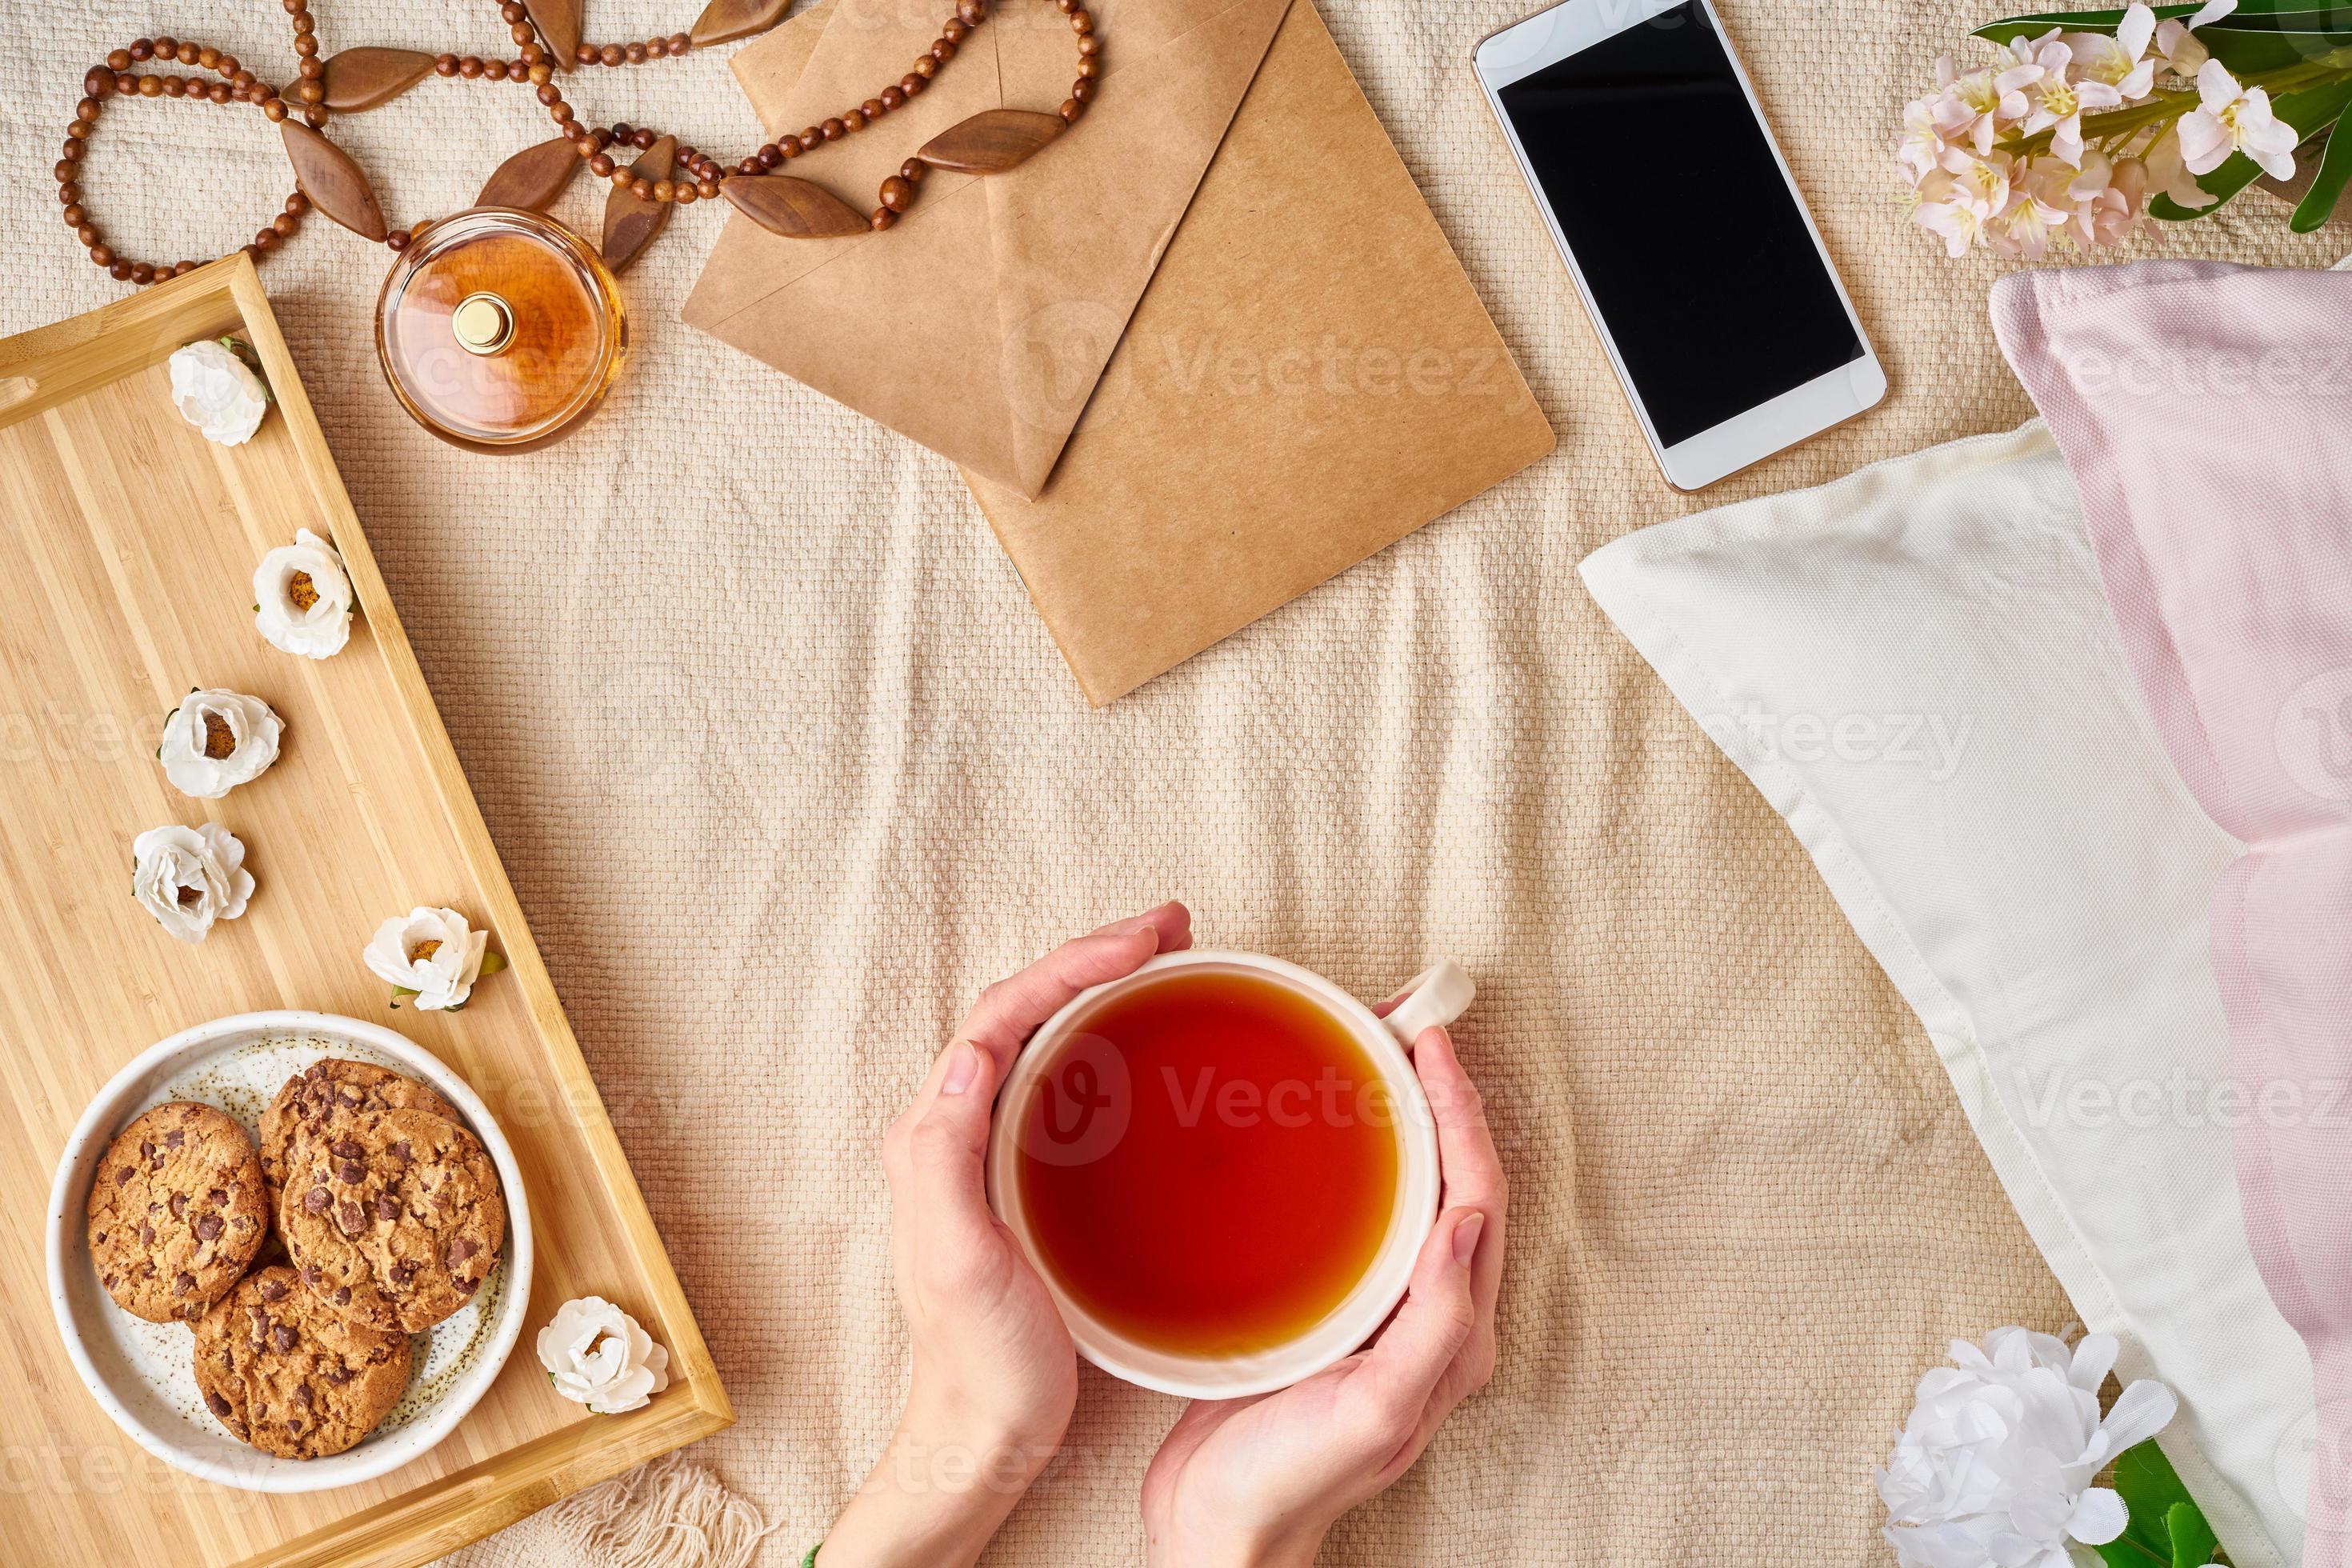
[1495,1,1862,446]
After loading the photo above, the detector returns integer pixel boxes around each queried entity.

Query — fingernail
[941,1040,980,1096]
[1451,1211,1485,1267]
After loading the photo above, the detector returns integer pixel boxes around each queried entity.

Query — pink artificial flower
[1939,65,2029,156]
[2178,58,2300,181]
[2063,3,2160,102]
[2146,125,2219,210]
[2156,0,2239,76]
[2061,151,2150,247]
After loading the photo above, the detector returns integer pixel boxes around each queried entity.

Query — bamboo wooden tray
[0,258,730,1566]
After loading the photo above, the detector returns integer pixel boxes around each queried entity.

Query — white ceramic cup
[984,950,1474,1399]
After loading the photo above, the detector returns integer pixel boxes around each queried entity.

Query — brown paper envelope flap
[986,0,1294,490]
[685,0,1290,497]
[963,0,1554,702]
[702,181,1024,482]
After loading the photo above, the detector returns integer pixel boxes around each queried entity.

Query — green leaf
[2294,107,2352,225]
[478,949,509,976]
[1975,2,2341,43]
[2166,1499,2220,1566]
[2151,75,2352,217]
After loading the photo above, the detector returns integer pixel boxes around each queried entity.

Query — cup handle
[1376,960,1474,1050]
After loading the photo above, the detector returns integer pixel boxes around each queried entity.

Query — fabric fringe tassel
[534,1451,782,1568]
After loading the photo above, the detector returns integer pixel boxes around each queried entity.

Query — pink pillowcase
[1995,259,2352,1566]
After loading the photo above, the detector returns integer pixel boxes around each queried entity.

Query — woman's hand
[820,902,1194,1568]
[1139,1024,1507,1568]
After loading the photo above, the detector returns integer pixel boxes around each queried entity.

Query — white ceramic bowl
[47,1010,534,1492]
[985,950,1458,1400]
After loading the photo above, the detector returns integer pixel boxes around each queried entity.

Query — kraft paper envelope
[715,0,1556,703]
[685,0,1290,498]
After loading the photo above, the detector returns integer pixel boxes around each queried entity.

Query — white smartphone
[1474,0,1885,490]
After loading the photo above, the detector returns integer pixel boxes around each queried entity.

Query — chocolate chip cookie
[192,1265,412,1459]
[281,1106,505,1333]
[86,1102,268,1322]
[258,1058,459,1219]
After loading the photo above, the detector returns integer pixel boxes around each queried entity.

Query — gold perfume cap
[451,291,515,355]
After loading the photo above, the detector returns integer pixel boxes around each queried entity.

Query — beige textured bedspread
[8,2,2343,1562]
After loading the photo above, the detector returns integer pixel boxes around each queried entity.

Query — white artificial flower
[168,338,270,446]
[2178,58,2299,181]
[364,906,490,1010]
[131,822,255,943]
[253,528,354,658]
[2157,0,2239,77]
[1879,1327,2179,1568]
[158,689,282,799]
[2066,4,2160,102]
[537,1296,670,1414]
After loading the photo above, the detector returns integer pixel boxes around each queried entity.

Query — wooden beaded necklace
[58,0,1103,286]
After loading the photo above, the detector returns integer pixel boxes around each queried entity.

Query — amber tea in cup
[1013,968,1405,1358]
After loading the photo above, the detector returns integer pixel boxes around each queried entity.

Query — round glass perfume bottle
[375,208,627,454]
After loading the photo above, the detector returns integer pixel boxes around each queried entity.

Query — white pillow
[1579,422,2310,1568]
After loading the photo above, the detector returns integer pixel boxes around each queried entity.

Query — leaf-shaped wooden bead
[522,0,583,70]
[280,122,388,242]
[722,175,870,239]
[690,0,794,48]
[478,136,584,210]
[915,110,1066,175]
[602,136,676,274]
[320,47,438,112]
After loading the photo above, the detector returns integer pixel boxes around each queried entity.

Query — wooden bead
[611,170,635,190]
[114,73,138,95]
[89,242,114,266]
[880,175,913,212]
[600,44,624,66]
[254,228,279,251]
[514,23,538,46]
[131,263,154,284]
[458,55,483,78]
[912,55,937,78]
[220,54,242,76]
[304,106,327,127]
[1071,10,1094,34]
[75,224,98,246]
[110,260,133,280]
[589,153,614,177]
[287,191,309,213]
[136,76,163,97]
[1060,98,1082,122]
[625,42,647,63]
[55,159,78,182]
[842,110,865,132]
[822,118,846,140]
[1077,57,1099,78]
[798,125,823,146]
[294,80,324,103]
[881,86,905,110]
[1072,78,1095,102]
[901,73,926,95]
[960,0,988,22]
[272,214,298,238]
[630,176,652,198]
[575,43,598,64]
[106,49,131,71]
[129,39,153,62]
[900,158,926,183]
[931,38,956,63]
[264,98,289,122]
[863,98,886,119]
[756,144,782,169]
[62,204,86,226]
[502,2,526,22]
[670,32,691,52]
[696,178,720,199]
[83,69,112,99]
[1078,33,1100,55]
[58,181,82,202]
[674,183,696,204]
[648,38,668,58]
[943,19,969,43]
[870,207,895,230]
[387,230,410,250]
[632,126,657,150]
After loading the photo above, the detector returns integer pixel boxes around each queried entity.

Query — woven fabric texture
[6,2,2342,1562]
